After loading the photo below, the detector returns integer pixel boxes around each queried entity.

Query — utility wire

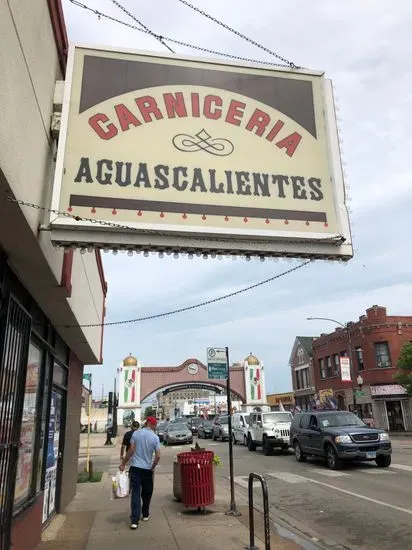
[110,0,175,53]
[61,261,311,328]
[175,0,299,68]
[67,1,292,67]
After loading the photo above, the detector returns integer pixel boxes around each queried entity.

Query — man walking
[120,420,140,462]
[120,416,160,530]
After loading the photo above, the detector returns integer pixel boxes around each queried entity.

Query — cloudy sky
[62,0,412,400]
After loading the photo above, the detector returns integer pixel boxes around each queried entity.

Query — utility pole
[225,347,241,517]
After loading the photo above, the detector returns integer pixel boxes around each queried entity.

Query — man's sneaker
[130,523,138,530]
[142,517,149,522]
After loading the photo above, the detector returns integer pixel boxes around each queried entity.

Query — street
[182,437,412,550]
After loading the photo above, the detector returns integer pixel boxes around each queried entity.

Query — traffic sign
[355,390,365,397]
[207,347,228,379]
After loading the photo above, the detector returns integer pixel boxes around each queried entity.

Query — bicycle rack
[246,473,270,550]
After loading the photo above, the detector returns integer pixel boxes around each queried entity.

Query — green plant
[395,342,412,395]
[77,471,103,483]
[212,454,222,467]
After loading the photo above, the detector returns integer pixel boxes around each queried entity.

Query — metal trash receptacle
[177,450,215,508]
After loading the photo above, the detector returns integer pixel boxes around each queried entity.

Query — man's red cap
[146,416,157,427]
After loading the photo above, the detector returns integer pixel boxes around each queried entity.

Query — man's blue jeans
[129,466,154,524]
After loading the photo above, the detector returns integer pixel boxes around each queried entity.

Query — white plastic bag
[114,470,129,498]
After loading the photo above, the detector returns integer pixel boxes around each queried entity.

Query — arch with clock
[117,353,268,423]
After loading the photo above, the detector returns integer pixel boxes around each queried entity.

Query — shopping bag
[113,470,129,498]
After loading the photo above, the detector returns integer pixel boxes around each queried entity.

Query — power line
[67,1,293,67]
[110,0,175,53]
[60,260,312,328]
[175,0,299,68]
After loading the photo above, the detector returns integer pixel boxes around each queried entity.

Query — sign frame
[50,43,353,261]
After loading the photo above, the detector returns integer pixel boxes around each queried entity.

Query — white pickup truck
[247,411,293,455]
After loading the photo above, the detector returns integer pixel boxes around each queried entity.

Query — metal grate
[351,432,379,442]
[280,429,290,437]
[0,295,31,550]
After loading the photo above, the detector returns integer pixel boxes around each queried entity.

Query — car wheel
[233,433,237,445]
[294,441,306,462]
[326,444,343,470]
[376,455,391,468]
[247,435,257,452]
[262,437,274,456]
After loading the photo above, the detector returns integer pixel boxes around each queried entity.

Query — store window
[14,342,42,509]
[326,356,333,378]
[319,359,326,379]
[375,342,391,368]
[333,354,340,375]
[356,347,364,371]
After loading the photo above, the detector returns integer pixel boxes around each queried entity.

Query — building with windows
[312,306,412,431]
[0,2,106,550]
[289,337,316,410]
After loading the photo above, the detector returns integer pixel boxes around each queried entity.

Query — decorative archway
[117,353,268,421]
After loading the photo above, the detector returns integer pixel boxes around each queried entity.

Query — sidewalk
[38,444,301,550]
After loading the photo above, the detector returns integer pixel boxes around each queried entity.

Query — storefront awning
[371,384,407,397]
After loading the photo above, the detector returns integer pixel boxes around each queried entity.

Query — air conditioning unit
[378,361,390,368]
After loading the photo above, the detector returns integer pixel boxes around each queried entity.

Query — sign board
[319,388,334,404]
[340,357,351,382]
[50,45,352,261]
[354,390,365,398]
[207,348,228,380]
[370,384,407,396]
[162,383,223,395]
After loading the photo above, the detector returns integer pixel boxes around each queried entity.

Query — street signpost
[206,347,240,517]
[207,348,228,379]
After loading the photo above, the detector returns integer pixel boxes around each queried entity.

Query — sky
[62,0,412,400]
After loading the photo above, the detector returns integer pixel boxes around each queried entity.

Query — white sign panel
[340,357,351,382]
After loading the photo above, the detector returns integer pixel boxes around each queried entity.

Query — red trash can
[177,450,215,508]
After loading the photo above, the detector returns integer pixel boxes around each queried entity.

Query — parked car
[232,412,250,445]
[290,410,392,470]
[197,420,214,439]
[212,415,230,441]
[247,411,292,455]
[156,421,168,442]
[189,417,202,435]
[164,423,193,445]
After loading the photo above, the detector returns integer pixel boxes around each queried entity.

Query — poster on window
[43,392,60,523]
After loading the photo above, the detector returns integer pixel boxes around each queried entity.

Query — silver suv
[212,415,230,441]
[247,411,292,455]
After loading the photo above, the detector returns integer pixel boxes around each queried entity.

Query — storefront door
[42,389,64,523]
[386,401,405,431]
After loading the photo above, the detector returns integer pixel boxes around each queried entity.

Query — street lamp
[307,316,360,415]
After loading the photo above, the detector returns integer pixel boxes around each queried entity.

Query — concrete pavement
[37,435,302,550]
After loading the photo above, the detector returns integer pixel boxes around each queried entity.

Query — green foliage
[212,454,222,467]
[394,342,412,396]
[77,471,103,483]
[144,406,155,418]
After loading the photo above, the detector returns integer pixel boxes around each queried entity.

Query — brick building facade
[312,306,412,431]
[290,337,316,411]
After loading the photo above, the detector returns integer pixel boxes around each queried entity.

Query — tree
[394,342,412,395]
[144,406,155,418]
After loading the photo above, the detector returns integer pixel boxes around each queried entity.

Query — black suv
[290,411,392,470]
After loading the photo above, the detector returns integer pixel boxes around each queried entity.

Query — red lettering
[203,95,222,120]
[276,132,302,157]
[135,96,163,123]
[114,104,141,131]
[266,120,285,142]
[191,93,200,117]
[163,92,187,118]
[88,113,118,140]
[225,100,245,126]
[245,109,270,136]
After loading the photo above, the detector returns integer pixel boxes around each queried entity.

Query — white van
[232,412,250,445]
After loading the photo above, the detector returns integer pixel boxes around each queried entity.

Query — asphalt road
[192,437,412,550]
